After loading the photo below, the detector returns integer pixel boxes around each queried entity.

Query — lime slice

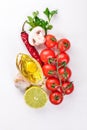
[24,86,48,108]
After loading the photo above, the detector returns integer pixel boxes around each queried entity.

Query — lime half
[24,86,48,108]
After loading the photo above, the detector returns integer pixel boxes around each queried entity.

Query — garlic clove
[14,73,31,92]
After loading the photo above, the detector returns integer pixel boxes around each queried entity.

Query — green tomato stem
[56,49,62,87]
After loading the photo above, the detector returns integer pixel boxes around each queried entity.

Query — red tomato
[40,49,55,63]
[46,77,60,91]
[62,81,74,95]
[49,91,63,105]
[42,64,56,77]
[58,67,71,81]
[57,52,70,66]
[45,34,57,48]
[57,39,70,52]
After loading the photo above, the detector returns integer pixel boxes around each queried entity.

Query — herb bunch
[26,8,58,35]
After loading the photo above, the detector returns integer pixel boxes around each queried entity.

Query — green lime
[24,86,48,108]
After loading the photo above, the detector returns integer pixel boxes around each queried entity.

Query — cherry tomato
[58,67,71,81]
[42,64,56,77]
[46,77,60,91]
[57,39,70,52]
[40,49,55,63]
[49,91,63,105]
[62,81,74,95]
[45,34,57,48]
[57,52,70,66]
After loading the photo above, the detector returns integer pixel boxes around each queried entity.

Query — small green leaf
[29,28,33,31]
[51,10,58,17]
[45,21,49,25]
[32,11,39,17]
[44,8,50,15]
[47,25,53,30]
[34,16,41,26]
[44,8,58,22]
[27,16,33,22]
[43,8,50,20]
[28,22,35,27]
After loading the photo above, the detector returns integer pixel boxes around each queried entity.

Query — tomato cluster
[40,34,74,105]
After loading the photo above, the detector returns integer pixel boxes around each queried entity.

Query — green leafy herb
[26,8,58,34]
[43,8,58,22]
[51,10,58,17]
[32,11,39,17]
[47,25,53,30]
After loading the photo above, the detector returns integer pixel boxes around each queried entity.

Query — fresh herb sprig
[26,8,58,35]
[43,8,57,22]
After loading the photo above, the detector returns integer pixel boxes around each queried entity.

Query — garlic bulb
[14,73,31,91]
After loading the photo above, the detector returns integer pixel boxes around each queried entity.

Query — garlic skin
[14,73,31,91]
[29,26,45,46]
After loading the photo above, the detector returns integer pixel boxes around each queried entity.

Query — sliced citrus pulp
[24,86,48,108]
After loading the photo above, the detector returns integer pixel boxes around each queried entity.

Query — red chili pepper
[21,21,43,66]
[21,31,43,66]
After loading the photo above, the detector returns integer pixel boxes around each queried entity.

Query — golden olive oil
[16,53,43,84]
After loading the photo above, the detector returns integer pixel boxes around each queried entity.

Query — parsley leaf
[43,8,50,21]
[43,8,58,22]
[32,11,39,17]
[26,8,58,34]
[51,10,58,17]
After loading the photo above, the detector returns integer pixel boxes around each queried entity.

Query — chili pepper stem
[22,20,27,32]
